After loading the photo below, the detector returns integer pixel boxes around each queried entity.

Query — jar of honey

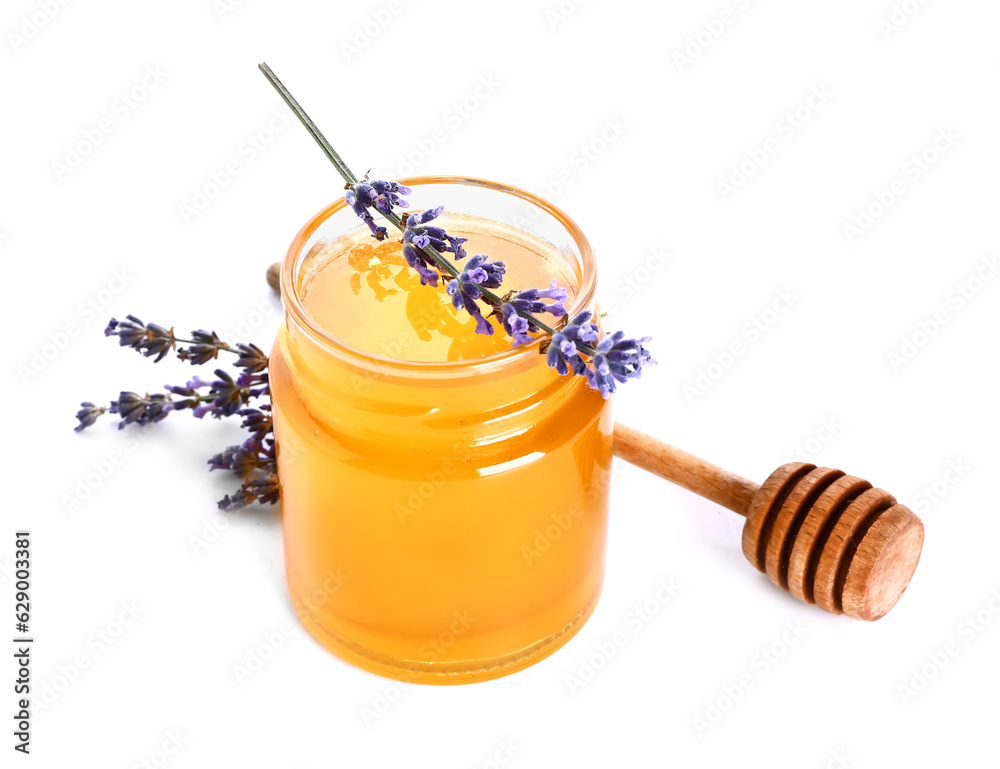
[269,176,613,684]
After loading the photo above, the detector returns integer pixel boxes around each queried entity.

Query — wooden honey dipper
[613,424,924,621]
[266,263,924,620]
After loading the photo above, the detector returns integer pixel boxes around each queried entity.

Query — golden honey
[270,178,612,683]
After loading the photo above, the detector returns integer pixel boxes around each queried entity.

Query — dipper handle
[613,423,924,621]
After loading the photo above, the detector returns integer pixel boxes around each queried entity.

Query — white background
[4,0,999,766]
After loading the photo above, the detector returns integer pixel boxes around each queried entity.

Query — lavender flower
[238,406,273,442]
[177,329,228,365]
[500,304,534,347]
[104,316,268,371]
[402,206,468,286]
[105,316,176,362]
[546,311,598,377]
[446,255,506,335]
[77,316,277,511]
[189,369,253,419]
[585,331,655,398]
[234,342,269,373]
[74,402,106,432]
[499,279,568,346]
[209,438,274,477]
[346,179,411,241]
[218,471,279,512]
[369,179,411,214]
[207,445,242,472]
[110,392,173,428]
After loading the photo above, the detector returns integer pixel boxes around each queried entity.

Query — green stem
[258,63,358,186]
[258,62,591,354]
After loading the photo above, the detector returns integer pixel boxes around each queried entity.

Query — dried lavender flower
[238,406,273,442]
[105,315,176,362]
[234,342,269,373]
[79,316,276,511]
[218,470,279,512]
[74,402,107,432]
[110,392,173,428]
[178,329,228,365]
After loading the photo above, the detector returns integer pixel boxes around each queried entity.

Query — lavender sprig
[105,315,269,372]
[77,319,277,510]
[209,406,279,511]
[258,62,654,396]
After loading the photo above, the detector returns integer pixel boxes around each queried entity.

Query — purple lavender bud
[557,337,577,358]
[105,316,144,347]
[407,206,443,227]
[544,311,602,379]
[370,179,411,215]
[404,207,468,271]
[506,279,568,319]
[74,402,106,432]
[104,315,176,361]
[239,407,273,442]
[500,304,535,347]
[402,225,441,287]
[110,392,173,428]
[218,469,279,511]
[192,403,214,419]
[234,344,268,373]
[446,279,491,335]
[445,255,507,335]
[465,255,506,288]
[208,446,240,472]
[179,329,226,365]
[353,183,378,207]
[584,332,655,398]
[346,179,411,241]
[546,332,588,377]
[346,188,388,241]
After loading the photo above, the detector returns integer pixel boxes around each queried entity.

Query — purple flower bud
[402,207,472,287]
[445,255,507,335]
[584,332,655,398]
[500,304,535,346]
[74,402,106,432]
[104,315,176,362]
[346,187,388,241]
[346,179,411,240]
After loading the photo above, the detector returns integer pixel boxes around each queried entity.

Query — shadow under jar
[269,176,613,684]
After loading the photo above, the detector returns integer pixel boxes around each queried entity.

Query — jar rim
[280,175,598,376]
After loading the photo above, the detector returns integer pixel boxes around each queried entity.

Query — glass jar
[270,176,613,684]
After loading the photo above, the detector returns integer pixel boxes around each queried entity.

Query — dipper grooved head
[743,463,924,620]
